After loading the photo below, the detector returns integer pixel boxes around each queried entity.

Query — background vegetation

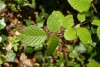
[0,0,100,67]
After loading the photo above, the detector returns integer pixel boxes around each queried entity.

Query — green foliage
[29,0,36,9]
[87,60,100,67]
[16,0,24,5]
[8,36,20,51]
[20,25,47,47]
[45,35,60,56]
[6,51,16,62]
[67,61,80,67]
[56,53,65,67]
[10,4,17,12]
[64,28,77,40]
[77,13,86,23]
[0,36,2,42]
[68,0,93,12]
[47,11,64,32]
[0,18,6,43]
[76,27,92,44]
[35,52,43,63]
[0,18,6,30]
[97,27,100,39]
[1,0,100,66]
[0,1,6,12]
[36,10,49,27]
[24,46,34,54]
[92,20,100,27]
[74,43,87,53]
[23,19,32,26]
[67,45,74,52]
[69,50,78,58]
[9,0,36,12]
[62,15,74,28]
[92,20,100,40]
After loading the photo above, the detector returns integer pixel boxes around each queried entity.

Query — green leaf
[64,28,77,40]
[6,51,16,62]
[23,19,32,26]
[29,0,36,9]
[75,24,80,28]
[0,1,6,12]
[68,0,92,12]
[36,11,49,27]
[45,35,60,56]
[57,53,65,67]
[20,25,47,47]
[67,61,77,66]
[0,58,5,64]
[87,45,93,53]
[67,45,74,52]
[62,15,74,28]
[0,18,6,30]
[76,27,92,44]
[35,52,43,63]
[97,27,100,39]
[69,50,78,58]
[36,16,45,27]
[24,46,34,54]
[92,20,100,27]
[78,28,92,43]
[87,60,100,67]
[17,0,24,5]
[34,44,43,51]
[47,11,64,32]
[77,57,85,65]
[10,4,17,12]
[75,64,80,67]
[0,36,2,42]
[74,43,87,53]
[77,13,85,23]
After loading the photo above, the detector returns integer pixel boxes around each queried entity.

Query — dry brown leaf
[20,53,27,61]
[6,41,12,51]
[23,59,33,67]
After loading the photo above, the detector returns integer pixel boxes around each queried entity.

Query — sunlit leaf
[64,28,77,40]
[62,15,74,28]
[68,0,92,12]
[87,60,100,67]
[20,25,47,47]
[97,27,100,39]
[92,20,100,27]
[76,27,92,44]
[47,11,64,32]
[77,13,85,23]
